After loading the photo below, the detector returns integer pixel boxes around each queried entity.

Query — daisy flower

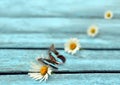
[64,38,80,54]
[87,25,99,37]
[28,62,52,82]
[104,11,113,19]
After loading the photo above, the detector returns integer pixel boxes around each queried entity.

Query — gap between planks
[1,70,120,75]
[0,48,120,50]
[0,16,120,20]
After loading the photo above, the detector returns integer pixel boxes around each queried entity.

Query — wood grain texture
[0,18,119,48]
[0,0,119,84]
[0,74,120,85]
[0,33,119,48]
[0,18,120,35]
[0,49,120,72]
[0,0,118,18]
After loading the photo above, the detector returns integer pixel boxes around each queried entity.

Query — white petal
[31,75,37,79]
[28,73,40,78]
[29,74,37,78]
[35,75,43,80]
[44,74,48,81]
[71,51,76,55]
[72,38,78,42]
[33,75,39,79]
[76,46,80,50]
[104,11,113,19]
[64,38,80,54]
[87,25,98,37]
[35,77,42,80]
[65,49,68,52]
[39,76,45,82]
[33,74,41,79]
[28,73,36,76]
[48,69,52,75]
[68,50,72,53]
[30,74,42,80]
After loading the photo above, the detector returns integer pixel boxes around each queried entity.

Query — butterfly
[37,44,66,69]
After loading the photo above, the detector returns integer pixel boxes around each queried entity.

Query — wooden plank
[0,0,118,18]
[0,18,120,35]
[0,49,120,72]
[0,18,119,48]
[0,33,119,48]
[0,74,120,85]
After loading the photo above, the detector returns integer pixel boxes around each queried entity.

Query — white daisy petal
[29,73,38,78]
[29,74,36,77]
[64,38,80,54]
[28,61,52,82]
[48,69,52,75]
[39,76,45,82]
[34,75,39,79]
[28,73,36,77]
[68,50,71,53]
[104,11,113,19]
[33,73,40,77]
[35,75,43,80]
[44,74,48,81]
[87,25,98,37]
[71,51,76,55]
[36,76,43,80]
[30,73,42,80]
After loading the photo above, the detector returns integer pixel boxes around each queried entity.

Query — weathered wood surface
[0,18,120,48]
[1,18,119,34]
[0,0,120,85]
[0,74,120,85]
[0,33,119,48]
[0,50,120,72]
[0,0,118,18]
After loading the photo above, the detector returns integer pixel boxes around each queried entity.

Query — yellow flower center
[40,66,48,76]
[107,13,111,18]
[70,43,77,50]
[91,28,96,34]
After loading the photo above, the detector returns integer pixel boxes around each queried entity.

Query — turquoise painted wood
[0,0,118,18]
[1,74,120,85]
[0,18,120,48]
[0,0,120,85]
[0,18,120,34]
[0,50,120,72]
[0,33,120,48]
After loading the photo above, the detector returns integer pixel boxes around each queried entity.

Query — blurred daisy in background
[104,11,113,19]
[87,25,99,37]
[28,62,52,82]
[64,38,80,55]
